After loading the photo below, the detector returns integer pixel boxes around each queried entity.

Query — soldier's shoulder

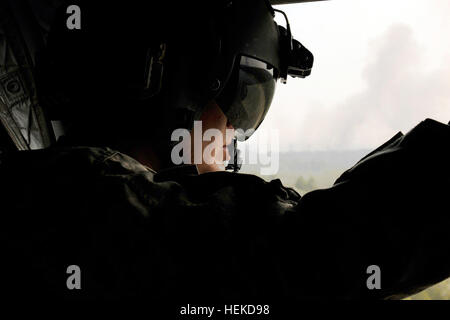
[1,145,152,176]
[0,145,300,216]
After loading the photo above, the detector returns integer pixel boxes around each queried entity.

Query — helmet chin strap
[225,138,242,172]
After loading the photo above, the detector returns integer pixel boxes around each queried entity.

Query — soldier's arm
[278,119,450,299]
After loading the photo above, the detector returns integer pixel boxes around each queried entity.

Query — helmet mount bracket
[274,8,313,83]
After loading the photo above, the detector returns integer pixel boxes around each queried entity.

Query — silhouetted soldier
[0,0,449,301]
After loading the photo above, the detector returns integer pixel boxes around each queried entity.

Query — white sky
[249,0,450,151]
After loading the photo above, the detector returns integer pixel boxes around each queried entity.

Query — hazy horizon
[247,0,450,152]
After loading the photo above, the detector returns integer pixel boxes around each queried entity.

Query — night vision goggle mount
[274,8,314,83]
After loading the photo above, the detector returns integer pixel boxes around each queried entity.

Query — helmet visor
[224,56,276,140]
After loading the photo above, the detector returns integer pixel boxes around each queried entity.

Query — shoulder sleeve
[280,119,450,299]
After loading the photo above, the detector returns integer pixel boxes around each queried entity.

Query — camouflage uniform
[0,118,449,300]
